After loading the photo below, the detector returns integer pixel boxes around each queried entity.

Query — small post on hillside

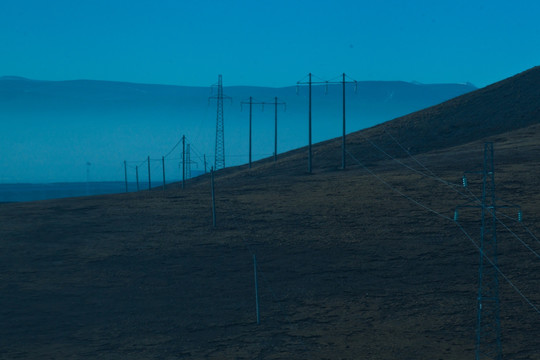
[136,166,140,192]
[211,167,216,227]
[254,254,260,325]
[204,154,207,174]
[124,160,128,193]
[147,156,151,190]
[182,135,186,189]
[162,155,166,191]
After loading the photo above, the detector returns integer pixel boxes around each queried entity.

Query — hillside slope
[344,66,540,164]
[1,68,540,359]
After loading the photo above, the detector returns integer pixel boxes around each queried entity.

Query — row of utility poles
[240,72,357,171]
[122,72,357,191]
[123,135,206,192]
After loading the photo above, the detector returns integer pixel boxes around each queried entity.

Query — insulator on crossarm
[454,210,459,221]
[518,210,523,222]
[462,176,468,187]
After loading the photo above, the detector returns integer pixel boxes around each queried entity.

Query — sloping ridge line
[347,66,540,161]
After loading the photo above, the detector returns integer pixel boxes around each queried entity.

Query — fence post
[254,254,260,325]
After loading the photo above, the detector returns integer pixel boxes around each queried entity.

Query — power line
[345,149,540,320]
[380,127,540,265]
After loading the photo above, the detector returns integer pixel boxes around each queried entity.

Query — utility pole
[241,97,286,168]
[147,156,151,190]
[186,144,191,179]
[254,254,260,325]
[211,167,216,227]
[209,75,231,170]
[341,73,354,169]
[124,160,128,193]
[162,155,166,191]
[454,142,521,360]
[136,165,140,192]
[249,97,252,168]
[308,73,312,173]
[297,73,357,171]
[273,97,286,162]
[182,135,186,189]
[296,73,315,173]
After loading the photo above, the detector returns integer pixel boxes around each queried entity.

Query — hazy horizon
[2,1,539,88]
[0,78,475,183]
[2,0,539,184]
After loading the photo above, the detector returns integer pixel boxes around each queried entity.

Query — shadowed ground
[1,68,540,359]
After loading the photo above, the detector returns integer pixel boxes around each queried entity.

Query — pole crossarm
[296,74,358,88]
[240,98,286,110]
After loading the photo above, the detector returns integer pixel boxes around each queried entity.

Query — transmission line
[345,149,540,320]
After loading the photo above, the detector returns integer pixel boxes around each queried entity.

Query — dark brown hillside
[339,66,540,164]
[1,68,540,359]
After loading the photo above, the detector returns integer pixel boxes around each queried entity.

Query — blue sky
[1,0,540,88]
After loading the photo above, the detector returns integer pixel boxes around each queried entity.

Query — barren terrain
[1,68,540,359]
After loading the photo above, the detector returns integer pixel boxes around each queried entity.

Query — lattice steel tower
[210,75,226,170]
[476,142,502,360]
[456,142,505,360]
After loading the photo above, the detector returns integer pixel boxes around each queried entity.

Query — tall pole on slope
[342,73,346,169]
[273,97,286,162]
[454,142,522,360]
[147,156,151,191]
[162,155,166,191]
[124,160,128,193]
[182,135,186,189]
[308,73,312,173]
[136,165,140,192]
[249,96,253,168]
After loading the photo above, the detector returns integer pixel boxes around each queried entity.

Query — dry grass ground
[1,122,540,359]
[2,68,540,359]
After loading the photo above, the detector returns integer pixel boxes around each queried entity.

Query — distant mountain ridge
[0,76,475,110]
